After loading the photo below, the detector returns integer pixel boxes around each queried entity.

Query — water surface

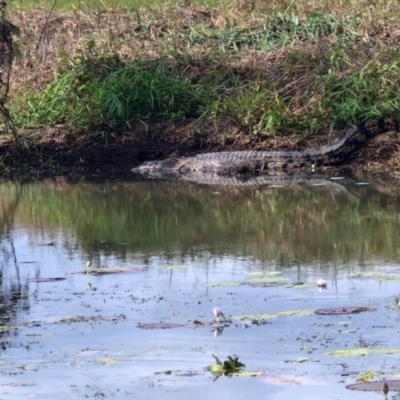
[1,175,400,399]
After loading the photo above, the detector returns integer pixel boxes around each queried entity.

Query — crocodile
[131,118,400,179]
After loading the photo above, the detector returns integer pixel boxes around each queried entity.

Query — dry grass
[9,0,400,93]
[7,0,400,136]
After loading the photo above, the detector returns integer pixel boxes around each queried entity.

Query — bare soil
[1,117,399,179]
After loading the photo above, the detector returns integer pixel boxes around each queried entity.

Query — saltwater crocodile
[131,118,400,179]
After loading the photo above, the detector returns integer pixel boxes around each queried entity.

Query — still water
[1,175,400,399]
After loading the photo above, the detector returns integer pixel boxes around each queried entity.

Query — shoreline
[3,3,400,174]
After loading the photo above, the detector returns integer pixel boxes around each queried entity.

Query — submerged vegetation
[6,0,400,142]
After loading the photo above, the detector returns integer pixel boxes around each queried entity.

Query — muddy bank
[0,117,399,179]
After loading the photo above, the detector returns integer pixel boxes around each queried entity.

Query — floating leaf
[59,315,124,323]
[80,267,144,275]
[95,357,120,366]
[246,277,289,283]
[285,358,313,363]
[356,371,375,382]
[347,380,400,391]
[233,371,264,377]
[184,322,225,329]
[274,310,314,317]
[248,282,286,288]
[326,348,400,358]
[285,283,315,289]
[231,310,314,321]
[315,307,376,315]
[378,277,400,282]
[136,323,184,330]
[245,271,282,276]
[204,281,243,288]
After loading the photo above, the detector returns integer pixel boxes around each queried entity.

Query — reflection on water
[3,174,400,264]
[0,175,399,399]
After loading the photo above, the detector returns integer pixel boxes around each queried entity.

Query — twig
[35,0,57,52]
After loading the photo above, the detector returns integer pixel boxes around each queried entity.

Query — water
[1,175,400,399]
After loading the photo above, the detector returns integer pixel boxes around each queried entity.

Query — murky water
[1,175,400,399]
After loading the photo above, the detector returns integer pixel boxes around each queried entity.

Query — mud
[1,117,399,178]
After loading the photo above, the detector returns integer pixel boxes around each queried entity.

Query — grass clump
[8,1,400,138]
[16,56,210,131]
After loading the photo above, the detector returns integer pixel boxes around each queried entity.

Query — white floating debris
[356,182,369,185]
[317,279,327,287]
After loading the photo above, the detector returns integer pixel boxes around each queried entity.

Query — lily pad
[204,281,243,288]
[29,277,66,282]
[82,267,144,275]
[285,283,316,289]
[59,315,124,323]
[246,277,289,283]
[325,348,400,358]
[245,271,282,276]
[315,307,376,315]
[347,380,400,391]
[378,277,400,282]
[95,357,120,366]
[136,323,184,329]
[184,322,227,329]
[248,282,286,287]
[285,358,314,363]
[231,310,314,321]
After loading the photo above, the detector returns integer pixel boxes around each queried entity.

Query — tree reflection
[0,183,29,351]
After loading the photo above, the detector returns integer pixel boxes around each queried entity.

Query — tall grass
[15,57,212,131]
[9,3,400,136]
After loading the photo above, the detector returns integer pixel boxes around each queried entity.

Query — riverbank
[3,1,400,174]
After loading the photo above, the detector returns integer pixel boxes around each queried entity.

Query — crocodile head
[131,158,186,179]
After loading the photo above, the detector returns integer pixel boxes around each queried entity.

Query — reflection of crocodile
[149,172,360,201]
[132,119,399,179]
[185,174,361,201]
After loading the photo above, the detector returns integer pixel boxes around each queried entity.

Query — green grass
[12,0,224,10]
[14,56,213,131]
[8,1,400,136]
